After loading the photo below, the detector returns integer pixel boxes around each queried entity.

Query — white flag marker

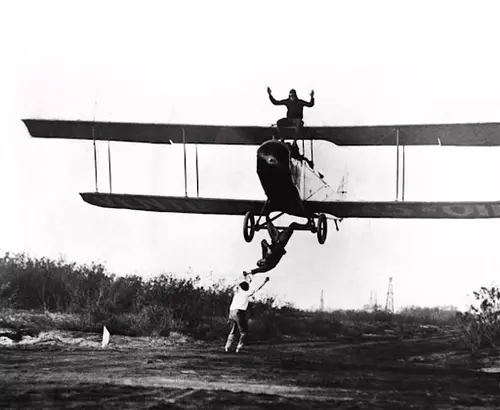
[102,326,110,348]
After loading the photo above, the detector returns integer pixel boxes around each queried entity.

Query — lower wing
[307,201,500,219]
[80,193,266,215]
[81,193,500,219]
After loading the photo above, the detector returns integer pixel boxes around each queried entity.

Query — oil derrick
[385,277,394,313]
[366,290,378,312]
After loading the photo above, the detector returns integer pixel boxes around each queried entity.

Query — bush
[397,306,458,326]
[0,252,257,339]
[0,251,463,342]
[456,285,500,351]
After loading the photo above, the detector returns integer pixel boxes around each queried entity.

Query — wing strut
[90,121,114,194]
[92,123,98,192]
[396,128,399,200]
[195,143,200,197]
[182,127,187,197]
[178,127,201,198]
[310,139,314,167]
[395,128,407,201]
[402,144,406,201]
[108,140,113,193]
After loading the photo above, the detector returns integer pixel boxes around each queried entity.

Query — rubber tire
[243,212,256,243]
[317,214,327,244]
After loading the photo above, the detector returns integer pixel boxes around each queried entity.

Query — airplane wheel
[243,212,256,243]
[317,214,327,244]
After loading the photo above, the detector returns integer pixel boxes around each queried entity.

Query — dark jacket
[269,95,314,119]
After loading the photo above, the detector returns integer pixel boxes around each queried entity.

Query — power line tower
[320,290,324,311]
[385,277,394,313]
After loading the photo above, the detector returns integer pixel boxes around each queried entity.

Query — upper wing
[23,119,500,146]
[307,201,500,219]
[311,123,500,146]
[23,119,272,145]
[80,193,267,215]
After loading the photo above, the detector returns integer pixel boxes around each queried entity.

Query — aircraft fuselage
[256,140,308,217]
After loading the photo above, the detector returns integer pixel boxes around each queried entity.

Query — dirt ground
[2,329,500,409]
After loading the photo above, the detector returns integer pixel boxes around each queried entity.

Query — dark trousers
[276,118,303,141]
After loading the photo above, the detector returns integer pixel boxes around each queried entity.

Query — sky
[2,0,500,310]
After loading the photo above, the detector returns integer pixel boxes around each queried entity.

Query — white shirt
[229,287,251,311]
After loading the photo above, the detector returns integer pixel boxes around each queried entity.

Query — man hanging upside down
[244,215,302,276]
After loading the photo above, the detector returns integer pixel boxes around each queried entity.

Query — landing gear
[317,213,327,244]
[243,209,335,245]
[243,212,256,242]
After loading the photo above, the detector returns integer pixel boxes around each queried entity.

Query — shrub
[0,251,463,342]
[456,285,500,351]
[397,305,458,326]
[0,252,254,339]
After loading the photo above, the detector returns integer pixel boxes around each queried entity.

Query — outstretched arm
[250,277,270,297]
[244,263,272,276]
[269,94,286,105]
[231,274,250,289]
[268,87,286,106]
[302,90,315,107]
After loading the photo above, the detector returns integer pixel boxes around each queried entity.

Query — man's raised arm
[267,87,285,106]
[244,264,272,276]
[302,89,315,107]
[250,277,270,297]
[230,273,249,289]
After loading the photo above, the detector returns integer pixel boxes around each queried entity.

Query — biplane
[22,117,500,245]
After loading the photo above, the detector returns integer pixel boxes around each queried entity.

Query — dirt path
[2,333,500,409]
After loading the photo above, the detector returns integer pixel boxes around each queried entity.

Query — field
[2,319,500,409]
[2,253,500,408]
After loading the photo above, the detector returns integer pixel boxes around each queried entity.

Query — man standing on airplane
[267,87,315,145]
[267,87,315,124]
